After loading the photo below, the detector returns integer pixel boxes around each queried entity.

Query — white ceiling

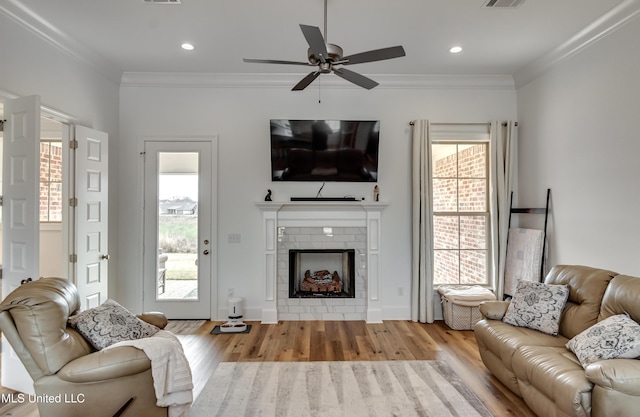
[2,0,628,79]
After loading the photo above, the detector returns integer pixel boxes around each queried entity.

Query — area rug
[164,320,206,335]
[189,361,493,417]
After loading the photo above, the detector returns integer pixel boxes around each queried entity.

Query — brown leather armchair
[0,277,169,417]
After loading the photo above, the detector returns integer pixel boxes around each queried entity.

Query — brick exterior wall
[39,142,63,221]
[433,144,488,285]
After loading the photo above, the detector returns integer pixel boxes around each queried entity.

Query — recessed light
[181,43,195,51]
[449,46,463,54]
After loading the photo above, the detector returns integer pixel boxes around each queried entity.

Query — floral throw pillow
[566,313,640,368]
[68,299,159,350]
[502,280,569,336]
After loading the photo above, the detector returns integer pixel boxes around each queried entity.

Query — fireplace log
[300,269,343,293]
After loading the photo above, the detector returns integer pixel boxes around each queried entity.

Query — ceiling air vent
[143,0,181,4]
[483,0,525,8]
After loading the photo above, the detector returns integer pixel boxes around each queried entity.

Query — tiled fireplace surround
[256,202,388,323]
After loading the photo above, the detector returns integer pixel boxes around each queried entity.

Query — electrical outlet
[227,288,234,297]
[227,233,241,244]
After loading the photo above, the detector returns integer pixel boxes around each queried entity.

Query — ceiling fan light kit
[243,0,406,91]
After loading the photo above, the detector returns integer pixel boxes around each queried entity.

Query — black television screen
[270,119,379,182]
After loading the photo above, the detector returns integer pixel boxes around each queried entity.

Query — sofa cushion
[69,299,160,350]
[567,313,640,367]
[475,319,569,395]
[599,275,640,322]
[545,265,618,339]
[513,345,592,417]
[503,280,569,335]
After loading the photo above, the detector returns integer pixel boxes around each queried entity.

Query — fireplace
[256,201,388,323]
[289,249,355,298]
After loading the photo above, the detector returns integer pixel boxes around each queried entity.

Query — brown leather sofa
[0,277,169,417]
[475,265,640,417]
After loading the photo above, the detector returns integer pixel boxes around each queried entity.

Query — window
[432,142,489,285]
[40,140,63,222]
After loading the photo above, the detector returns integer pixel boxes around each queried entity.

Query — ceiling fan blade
[333,68,379,90]
[243,58,311,66]
[299,24,328,62]
[292,71,321,91]
[341,46,406,65]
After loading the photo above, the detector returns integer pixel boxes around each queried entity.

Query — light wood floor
[0,320,535,417]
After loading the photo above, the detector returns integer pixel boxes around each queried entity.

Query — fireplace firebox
[289,249,355,298]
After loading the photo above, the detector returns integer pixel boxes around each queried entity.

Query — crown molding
[120,72,515,90]
[0,0,122,85]
[514,0,640,88]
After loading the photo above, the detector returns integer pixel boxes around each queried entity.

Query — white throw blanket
[107,330,193,417]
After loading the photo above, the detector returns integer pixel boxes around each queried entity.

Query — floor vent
[143,0,182,4]
[482,0,525,8]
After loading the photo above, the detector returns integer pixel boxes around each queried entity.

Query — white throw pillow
[502,280,569,336]
[567,313,640,368]
[68,299,159,350]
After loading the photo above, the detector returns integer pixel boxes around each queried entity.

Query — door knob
[101,254,111,260]
[203,249,209,255]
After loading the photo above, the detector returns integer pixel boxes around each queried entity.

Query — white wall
[0,13,121,295]
[118,78,516,319]
[39,226,64,277]
[516,16,640,275]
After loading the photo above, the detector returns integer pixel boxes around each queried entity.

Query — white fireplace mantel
[256,201,389,323]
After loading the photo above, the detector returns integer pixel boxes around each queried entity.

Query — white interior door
[73,126,109,310]
[143,141,213,319]
[2,95,40,394]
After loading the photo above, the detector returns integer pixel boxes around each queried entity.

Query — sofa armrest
[586,359,640,395]
[478,301,510,320]
[57,346,151,383]
[137,311,168,329]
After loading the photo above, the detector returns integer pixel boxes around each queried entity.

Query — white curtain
[411,120,434,323]
[489,121,518,300]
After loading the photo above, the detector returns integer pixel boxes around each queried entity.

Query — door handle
[203,250,209,255]
[101,254,111,260]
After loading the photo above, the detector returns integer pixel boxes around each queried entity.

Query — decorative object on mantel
[264,189,272,201]
[373,184,380,201]
[242,0,406,91]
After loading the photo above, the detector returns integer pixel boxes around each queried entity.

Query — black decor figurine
[264,189,272,201]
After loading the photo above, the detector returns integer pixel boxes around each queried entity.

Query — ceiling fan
[243,0,406,91]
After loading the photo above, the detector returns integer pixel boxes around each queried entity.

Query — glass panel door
[144,141,212,319]
[157,152,199,300]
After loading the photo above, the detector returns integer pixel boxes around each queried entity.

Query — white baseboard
[382,305,412,321]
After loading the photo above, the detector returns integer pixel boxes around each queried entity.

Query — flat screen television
[270,119,379,182]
